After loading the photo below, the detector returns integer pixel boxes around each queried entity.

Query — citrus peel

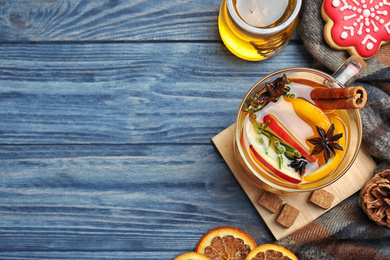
[174,252,212,260]
[284,96,331,130]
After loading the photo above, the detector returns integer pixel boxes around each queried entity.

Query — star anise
[245,74,291,112]
[308,124,343,163]
[286,155,307,176]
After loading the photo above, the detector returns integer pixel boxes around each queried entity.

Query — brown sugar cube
[276,203,300,228]
[257,191,283,214]
[309,189,335,209]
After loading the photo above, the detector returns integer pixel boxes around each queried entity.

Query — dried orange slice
[174,252,211,260]
[245,244,297,260]
[195,226,257,260]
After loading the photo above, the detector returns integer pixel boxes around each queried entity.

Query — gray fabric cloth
[276,1,390,258]
[298,0,390,170]
[298,0,390,81]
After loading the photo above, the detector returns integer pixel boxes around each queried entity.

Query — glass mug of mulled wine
[234,56,367,194]
[218,0,302,61]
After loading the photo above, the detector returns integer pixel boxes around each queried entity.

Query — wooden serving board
[212,124,377,240]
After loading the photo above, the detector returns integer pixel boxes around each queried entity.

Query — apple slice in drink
[244,119,301,184]
[263,114,316,163]
[249,145,301,184]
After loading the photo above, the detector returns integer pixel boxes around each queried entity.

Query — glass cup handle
[332,55,367,87]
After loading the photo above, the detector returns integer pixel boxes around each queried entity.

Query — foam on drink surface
[235,0,289,27]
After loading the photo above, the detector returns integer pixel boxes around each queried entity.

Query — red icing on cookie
[323,0,390,58]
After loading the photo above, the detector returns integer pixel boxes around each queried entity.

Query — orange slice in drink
[195,226,257,260]
[245,244,298,260]
[283,97,346,183]
[303,114,346,183]
[174,252,211,260]
[284,96,331,130]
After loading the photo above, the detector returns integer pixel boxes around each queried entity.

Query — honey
[218,0,301,61]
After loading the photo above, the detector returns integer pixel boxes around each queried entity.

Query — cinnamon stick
[310,86,367,110]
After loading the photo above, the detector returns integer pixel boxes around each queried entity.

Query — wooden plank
[0,0,301,43]
[0,144,273,258]
[0,0,219,42]
[0,42,313,144]
[0,252,196,260]
[213,125,377,240]
[0,252,184,260]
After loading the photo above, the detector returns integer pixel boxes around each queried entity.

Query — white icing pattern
[332,0,390,51]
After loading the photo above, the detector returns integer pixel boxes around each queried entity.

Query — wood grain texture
[0,0,321,258]
[0,42,312,144]
[0,0,302,43]
[0,144,273,258]
[0,0,219,42]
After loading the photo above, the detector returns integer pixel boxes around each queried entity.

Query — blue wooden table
[0,1,314,259]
